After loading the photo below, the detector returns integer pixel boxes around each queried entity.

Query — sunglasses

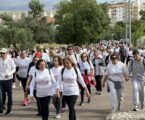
[1,53,6,55]
[111,57,117,60]
[68,49,72,51]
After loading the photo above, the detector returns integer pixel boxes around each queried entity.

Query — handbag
[109,79,122,89]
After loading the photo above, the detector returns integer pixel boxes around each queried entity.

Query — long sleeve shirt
[0,57,16,80]
[57,67,87,96]
[30,68,56,97]
[50,66,63,92]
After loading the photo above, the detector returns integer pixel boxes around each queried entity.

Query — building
[0,10,56,23]
[108,0,145,24]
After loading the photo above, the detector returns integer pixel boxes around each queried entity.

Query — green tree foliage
[0,0,52,49]
[29,0,44,18]
[55,0,110,45]
[113,22,126,40]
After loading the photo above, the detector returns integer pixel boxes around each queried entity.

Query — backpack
[61,67,79,81]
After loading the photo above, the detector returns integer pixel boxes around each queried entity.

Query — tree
[29,0,44,18]
[55,0,110,45]
[113,22,126,40]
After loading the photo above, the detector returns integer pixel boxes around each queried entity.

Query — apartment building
[0,10,56,23]
[108,0,145,24]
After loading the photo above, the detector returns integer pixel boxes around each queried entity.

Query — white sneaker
[20,82,22,87]
[112,108,116,113]
[56,114,61,119]
[12,83,16,88]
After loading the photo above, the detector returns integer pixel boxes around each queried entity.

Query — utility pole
[128,0,132,45]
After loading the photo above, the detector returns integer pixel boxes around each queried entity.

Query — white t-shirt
[57,67,86,96]
[79,61,94,74]
[30,69,56,97]
[42,52,50,63]
[106,61,127,82]
[16,57,31,78]
[28,66,37,76]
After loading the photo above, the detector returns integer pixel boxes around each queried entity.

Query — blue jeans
[0,80,12,112]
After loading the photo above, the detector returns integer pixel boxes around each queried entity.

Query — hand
[86,90,90,98]
[56,91,60,98]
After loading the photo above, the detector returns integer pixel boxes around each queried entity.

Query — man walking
[128,49,145,111]
[0,48,16,115]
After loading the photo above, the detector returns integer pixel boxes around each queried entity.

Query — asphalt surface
[0,81,133,120]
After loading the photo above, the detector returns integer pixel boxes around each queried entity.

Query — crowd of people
[0,40,145,120]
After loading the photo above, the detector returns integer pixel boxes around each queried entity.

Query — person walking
[103,53,128,112]
[30,59,56,120]
[16,51,31,106]
[51,56,63,119]
[79,53,94,105]
[0,48,16,115]
[128,49,145,111]
[93,50,105,95]
[56,56,90,120]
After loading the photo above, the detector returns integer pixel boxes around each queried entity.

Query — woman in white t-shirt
[25,56,41,116]
[51,56,63,119]
[16,51,31,106]
[79,53,94,106]
[30,59,56,120]
[103,54,128,112]
[56,56,90,120]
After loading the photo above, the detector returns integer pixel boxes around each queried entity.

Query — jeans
[38,96,51,120]
[108,81,124,110]
[53,92,62,114]
[64,95,78,120]
[132,79,144,109]
[0,80,12,112]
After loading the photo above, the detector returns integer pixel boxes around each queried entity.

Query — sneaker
[79,102,84,106]
[56,114,61,119]
[88,98,91,103]
[26,98,30,104]
[133,108,139,111]
[12,83,16,89]
[23,99,28,106]
[20,82,22,87]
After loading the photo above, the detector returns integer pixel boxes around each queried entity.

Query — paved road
[0,81,133,120]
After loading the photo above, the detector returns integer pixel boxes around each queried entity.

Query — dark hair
[132,49,139,55]
[111,53,119,60]
[81,53,90,62]
[53,56,63,66]
[36,59,46,70]
[67,46,73,50]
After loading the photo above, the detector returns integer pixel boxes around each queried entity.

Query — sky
[0,0,118,10]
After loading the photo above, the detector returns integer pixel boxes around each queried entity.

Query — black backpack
[61,67,79,81]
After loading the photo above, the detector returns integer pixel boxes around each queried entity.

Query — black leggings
[19,77,27,92]
[38,96,51,120]
[33,90,41,115]
[80,84,91,103]
[64,95,78,120]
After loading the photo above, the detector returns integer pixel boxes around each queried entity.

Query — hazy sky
[0,0,118,10]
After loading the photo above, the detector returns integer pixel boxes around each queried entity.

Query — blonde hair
[63,56,76,67]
